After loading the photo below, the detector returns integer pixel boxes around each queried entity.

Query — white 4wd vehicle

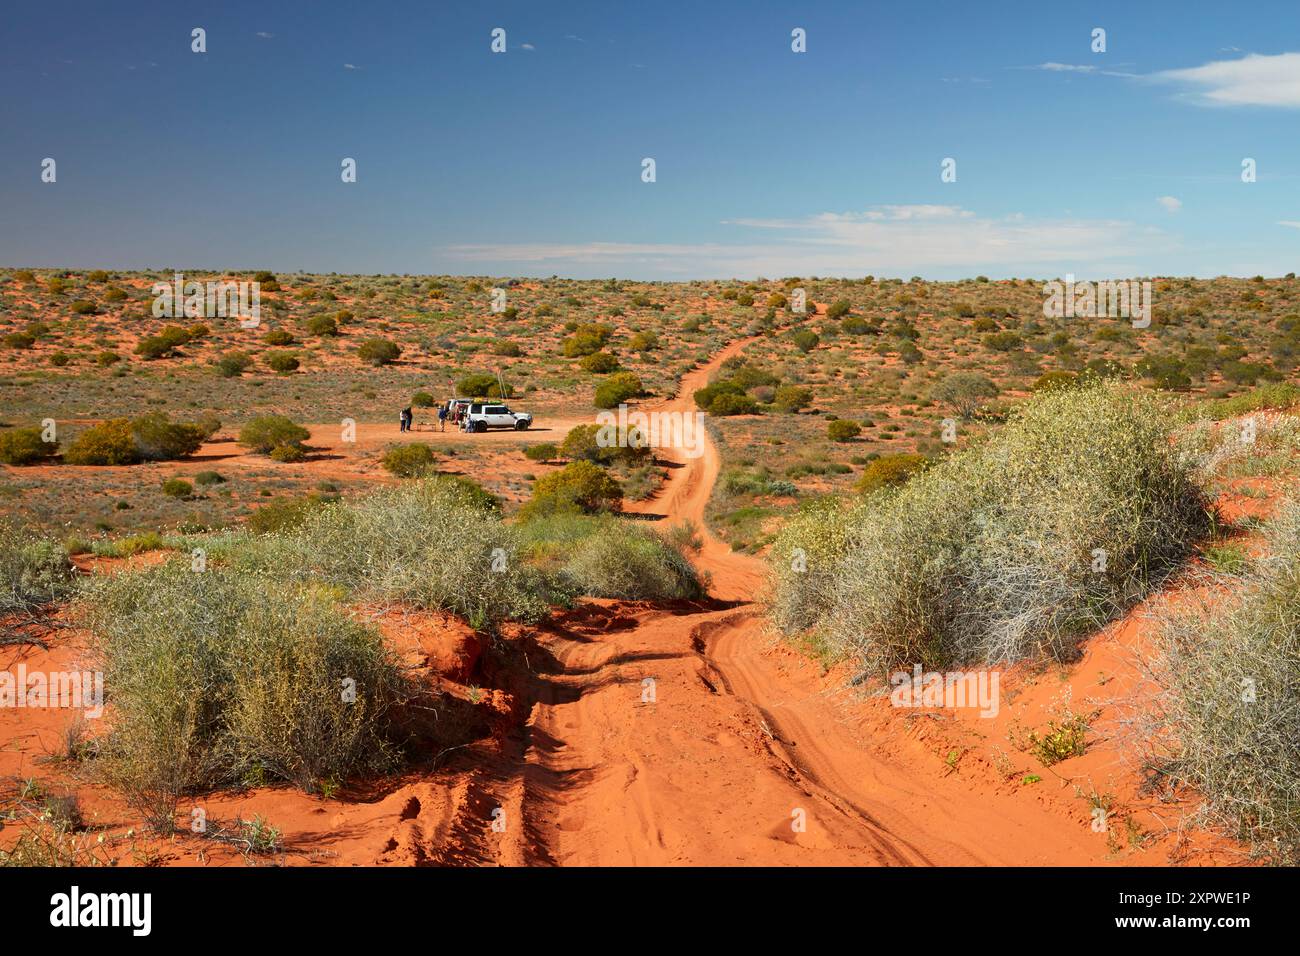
[463,402,532,432]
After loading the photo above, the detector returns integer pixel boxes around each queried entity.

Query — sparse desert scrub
[0,519,77,639]
[1147,500,1300,863]
[232,477,550,627]
[381,442,437,478]
[83,562,410,822]
[519,513,705,601]
[771,384,1211,673]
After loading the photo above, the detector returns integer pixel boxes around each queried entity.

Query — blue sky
[2,0,1299,280]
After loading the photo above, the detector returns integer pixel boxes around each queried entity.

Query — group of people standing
[399,401,463,433]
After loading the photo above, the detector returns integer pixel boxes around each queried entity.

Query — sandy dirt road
[485,339,1114,866]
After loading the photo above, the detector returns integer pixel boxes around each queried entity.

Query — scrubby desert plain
[2,266,1298,866]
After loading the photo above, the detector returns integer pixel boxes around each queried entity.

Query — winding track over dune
[459,338,1113,867]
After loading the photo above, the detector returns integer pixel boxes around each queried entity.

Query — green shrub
[709,392,758,416]
[4,332,35,350]
[827,419,861,442]
[63,419,139,465]
[560,424,648,466]
[1032,371,1079,392]
[930,371,999,418]
[982,330,1023,352]
[134,325,192,360]
[307,314,339,336]
[0,427,57,466]
[263,329,295,346]
[238,415,310,456]
[96,351,121,367]
[593,372,644,409]
[269,443,307,463]
[84,564,410,818]
[357,338,401,366]
[552,517,704,601]
[161,478,193,499]
[0,520,75,621]
[521,461,622,519]
[247,495,327,534]
[237,479,541,625]
[855,453,928,494]
[457,373,500,397]
[129,412,211,461]
[382,443,436,478]
[217,351,253,377]
[411,391,436,408]
[70,300,97,315]
[265,351,300,373]
[792,330,820,353]
[524,443,559,463]
[579,351,620,373]
[194,470,225,486]
[771,384,1210,673]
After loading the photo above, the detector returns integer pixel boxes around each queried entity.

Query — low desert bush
[0,520,76,622]
[771,384,1210,672]
[63,414,211,466]
[234,478,546,627]
[593,372,644,409]
[0,426,58,465]
[382,443,436,478]
[1147,500,1300,862]
[855,453,929,494]
[238,415,310,457]
[520,461,622,520]
[357,338,402,366]
[83,564,410,822]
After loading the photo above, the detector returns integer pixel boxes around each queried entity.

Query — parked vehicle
[462,402,532,432]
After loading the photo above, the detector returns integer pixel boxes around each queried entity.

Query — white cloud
[343,63,359,70]
[437,205,1172,279]
[255,32,274,39]
[1155,52,1300,107]
[1278,220,1300,229]
[1035,62,1096,73]
[520,43,535,51]
[1157,196,1183,213]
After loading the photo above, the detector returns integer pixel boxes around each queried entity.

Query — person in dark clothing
[437,404,448,431]
[399,406,412,433]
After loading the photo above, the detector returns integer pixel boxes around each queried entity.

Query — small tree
[930,372,999,419]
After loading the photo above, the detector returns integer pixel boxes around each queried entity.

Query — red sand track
[478,338,1142,866]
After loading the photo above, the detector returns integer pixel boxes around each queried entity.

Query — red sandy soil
[0,336,1248,867]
